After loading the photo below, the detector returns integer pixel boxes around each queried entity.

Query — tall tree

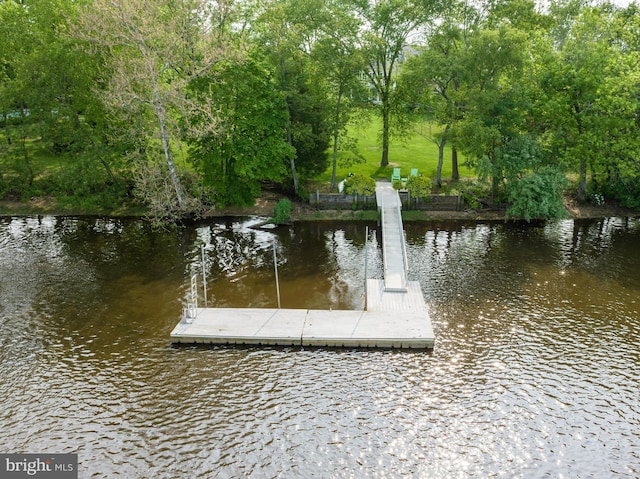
[0,0,114,200]
[253,0,332,193]
[399,1,482,186]
[75,0,232,216]
[310,1,367,190]
[351,0,445,168]
[535,5,640,203]
[188,53,294,207]
[452,19,531,198]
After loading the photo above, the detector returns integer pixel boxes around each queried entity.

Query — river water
[0,216,638,478]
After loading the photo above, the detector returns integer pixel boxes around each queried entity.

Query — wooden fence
[309,190,464,211]
[309,191,377,210]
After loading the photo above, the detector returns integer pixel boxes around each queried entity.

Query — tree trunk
[330,91,343,191]
[153,84,184,209]
[285,104,299,193]
[436,124,450,187]
[381,102,390,167]
[574,105,587,203]
[451,147,459,181]
[577,157,587,203]
[281,57,299,194]
[20,133,34,187]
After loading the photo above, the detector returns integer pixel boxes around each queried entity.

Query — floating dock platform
[170,280,433,348]
[170,181,434,349]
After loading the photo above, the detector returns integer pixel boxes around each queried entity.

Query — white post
[185,274,198,323]
[273,241,281,309]
[201,245,208,307]
[364,226,369,311]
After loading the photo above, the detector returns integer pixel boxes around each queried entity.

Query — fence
[309,190,463,211]
[309,191,377,210]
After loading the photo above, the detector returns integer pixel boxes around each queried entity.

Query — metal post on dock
[201,245,208,307]
[273,241,281,309]
[364,226,369,310]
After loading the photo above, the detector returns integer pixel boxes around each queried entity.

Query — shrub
[405,175,432,200]
[272,198,292,224]
[506,167,567,221]
[590,192,605,206]
[462,190,481,210]
[344,173,375,196]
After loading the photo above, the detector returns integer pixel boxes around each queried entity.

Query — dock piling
[273,241,281,309]
[201,245,208,307]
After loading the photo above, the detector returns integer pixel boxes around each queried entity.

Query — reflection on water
[1,216,639,478]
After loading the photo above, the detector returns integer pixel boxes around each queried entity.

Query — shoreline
[1,196,639,222]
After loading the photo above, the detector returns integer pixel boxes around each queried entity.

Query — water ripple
[1,218,640,477]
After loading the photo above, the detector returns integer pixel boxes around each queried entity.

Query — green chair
[391,168,401,182]
[410,168,419,177]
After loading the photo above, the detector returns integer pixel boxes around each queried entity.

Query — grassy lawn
[0,128,61,176]
[311,116,475,189]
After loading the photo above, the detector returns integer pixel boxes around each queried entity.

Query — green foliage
[506,167,567,221]
[602,175,640,209]
[462,190,481,211]
[56,157,130,211]
[405,175,432,200]
[344,174,375,196]
[188,54,292,207]
[2,0,640,218]
[353,0,446,167]
[590,192,605,206]
[287,72,332,180]
[272,198,292,224]
[392,179,404,191]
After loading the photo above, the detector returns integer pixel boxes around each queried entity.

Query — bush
[405,175,432,200]
[590,192,605,206]
[344,173,375,196]
[506,167,567,221]
[392,179,404,190]
[462,190,481,210]
[602,176,640,209]
[271,198,292,224]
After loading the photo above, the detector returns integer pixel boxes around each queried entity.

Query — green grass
[0,128,61,174]
[312,116,474,188]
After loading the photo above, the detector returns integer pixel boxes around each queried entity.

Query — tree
[451,19,531,199]
[506,166,567,221]
[494,135,566,221]
[600,3,640,207]
[310,1,367,190]
[0,0,117,203]
[253,0,333,193]
[188,54,294,207]
[398,1,481,186]
[535,5,640,203]
[351,0,445,168]
[75,0,233,217]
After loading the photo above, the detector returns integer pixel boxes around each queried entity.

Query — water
[0,216,639,478]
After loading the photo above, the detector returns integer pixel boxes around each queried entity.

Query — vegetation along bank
[2,0,639,223]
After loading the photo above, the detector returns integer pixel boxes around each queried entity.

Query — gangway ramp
[376,181,409,292]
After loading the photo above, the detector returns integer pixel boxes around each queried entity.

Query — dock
[171,181,434,349]
[376,181,409,292]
